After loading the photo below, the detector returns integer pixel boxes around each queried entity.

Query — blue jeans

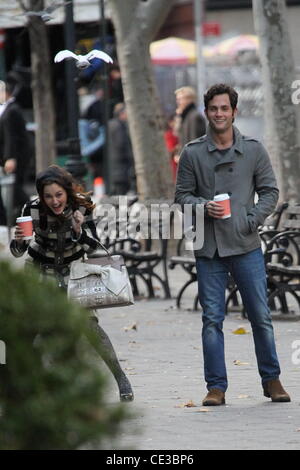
[196,248,281,392]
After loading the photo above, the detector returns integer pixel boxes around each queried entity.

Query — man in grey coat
[175,83,290,406]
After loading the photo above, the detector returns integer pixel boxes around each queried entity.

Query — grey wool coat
[174,126,279,258]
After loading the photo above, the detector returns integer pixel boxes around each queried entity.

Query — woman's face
[43,183,68,215]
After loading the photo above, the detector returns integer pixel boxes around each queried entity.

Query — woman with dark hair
[10,164,134,401]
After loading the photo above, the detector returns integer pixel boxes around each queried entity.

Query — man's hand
[4,158,16,174]
[206,201,225,219]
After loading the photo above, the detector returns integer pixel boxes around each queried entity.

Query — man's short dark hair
[204,84,238,110]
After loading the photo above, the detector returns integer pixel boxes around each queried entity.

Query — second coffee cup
[16,216,33,240]
[213,193,231,219]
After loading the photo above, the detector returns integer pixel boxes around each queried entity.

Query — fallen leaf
[124,322,137,332]
[185,400,197,407]
[232,327,249,335]
[125,367,135,371]
[195,408,212,412]
[233,360,250,366]
[175,400,197,408]
[237,394,250,399]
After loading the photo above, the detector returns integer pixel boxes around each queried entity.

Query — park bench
[89,196,171,299]
[225,203,300,317]
[263,204,300,315]
[169,202,292,314]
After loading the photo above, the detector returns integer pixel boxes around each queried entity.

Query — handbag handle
[95,239,112,258]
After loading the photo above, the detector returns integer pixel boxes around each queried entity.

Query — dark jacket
[10,197,99,266]
[108,118,135,194]
[177,103,206,149]
[175,126,279,258]
[0,100,30,179]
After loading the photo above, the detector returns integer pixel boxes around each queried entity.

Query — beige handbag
[67,253,134,310]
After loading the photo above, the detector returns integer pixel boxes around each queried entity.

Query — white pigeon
[54,49,113,69]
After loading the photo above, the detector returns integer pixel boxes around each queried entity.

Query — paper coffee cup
[16,216,33,240]
[213,194,231,219]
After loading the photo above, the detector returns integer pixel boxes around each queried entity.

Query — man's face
[205,93,237,134]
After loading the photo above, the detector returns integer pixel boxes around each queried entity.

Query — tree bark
[108,0,176,200]
[252,0,300,202]
[26,0,56,174]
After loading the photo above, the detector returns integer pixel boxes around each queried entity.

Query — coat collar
[206,125,244,155]
[181,102,196,120]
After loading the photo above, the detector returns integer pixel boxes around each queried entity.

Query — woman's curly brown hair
[35,165,95,214]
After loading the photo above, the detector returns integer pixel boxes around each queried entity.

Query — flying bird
[54,49,113,69]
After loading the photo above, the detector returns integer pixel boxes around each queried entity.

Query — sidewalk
[1,241,300,450]
[97,265,300,451]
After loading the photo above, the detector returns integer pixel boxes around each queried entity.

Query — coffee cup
[16,216,33,240]
[213,193,231,219]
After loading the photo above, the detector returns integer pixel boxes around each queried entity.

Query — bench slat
[282,220,300,229]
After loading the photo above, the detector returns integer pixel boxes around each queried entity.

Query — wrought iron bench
[89,196,171,299]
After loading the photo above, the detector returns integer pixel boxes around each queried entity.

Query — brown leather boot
[263,379,291,402]
[202,388,225,406]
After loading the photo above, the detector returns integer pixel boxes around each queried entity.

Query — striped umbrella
[213,34,259,56]
[150,37,214,65]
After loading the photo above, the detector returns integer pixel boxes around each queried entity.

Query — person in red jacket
[164,114,179,182]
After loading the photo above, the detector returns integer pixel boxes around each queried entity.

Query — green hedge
[0,261,129,450]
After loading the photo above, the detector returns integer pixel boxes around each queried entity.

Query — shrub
[0,261,128,450]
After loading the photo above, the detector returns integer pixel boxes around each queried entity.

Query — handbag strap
[95,239,112,258]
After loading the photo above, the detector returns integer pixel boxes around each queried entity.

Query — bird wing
[86,50,113,64]
[54,50,78,63]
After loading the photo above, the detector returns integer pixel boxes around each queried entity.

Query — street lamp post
[64,0,87,181]
[99,0,111,194]
[194,0,206,108]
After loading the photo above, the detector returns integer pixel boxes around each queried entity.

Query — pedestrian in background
[10,165,134,402]
[174,86,206,153]
[80,85,105,180]
[109,66,124,118]
[0,76,31,223]
[164,114,179,182]
[175,83,290,406]
[108,103,136,195]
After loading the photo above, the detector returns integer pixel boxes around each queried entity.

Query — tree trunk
[27,0,56,174]
[252,0,300,202]
[108,0,176,200]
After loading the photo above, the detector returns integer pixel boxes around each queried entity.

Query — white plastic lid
[16,216,33,222]
[213,193,229,201]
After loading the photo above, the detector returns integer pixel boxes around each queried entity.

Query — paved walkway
[1,237,300,450]
[98,267,300,451]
